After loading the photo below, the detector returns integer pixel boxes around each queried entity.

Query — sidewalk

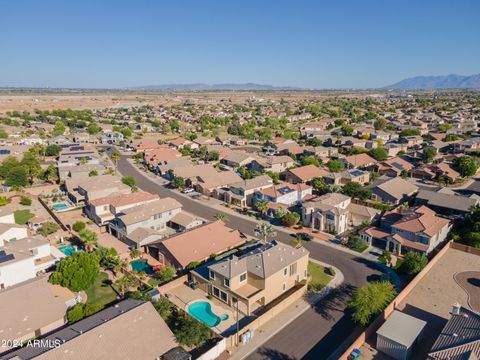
[228,260,344,360]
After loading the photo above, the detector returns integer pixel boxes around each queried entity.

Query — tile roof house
[4,300,183,360]
[147,221,246,270]
[427,305,480,360]
[284,165,330,184]
[255,182,312,206]
[108,198,182,248]
[195,170,243,196]
[342,153,378,169]
[324,169,370,186]
[221,175,273,207]
[191,241,309,315]
[0,277,74,354]
[86,191,159,226]
[144,148,182,168]
[249,155,296,173]
[66,175,131,205]
[359,206,452,254]
[369,177,419,205]
[302,193,380,234]
[375,156,414,177]
[415,189,478,218]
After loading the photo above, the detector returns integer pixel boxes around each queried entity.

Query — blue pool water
[188,301,228,327]
[130,260,154,275]
[58,245,77,256]
[52,202,68,211]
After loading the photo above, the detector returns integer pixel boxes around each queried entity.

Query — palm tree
[114,275,136,297]
[130,248,140,259]
[254,222,276,242]
[214,212,227,222]
[255,198,269,217]
[111,151,120,174]
[103,255,126,276]
[291,233,305,248]
[79,230,98,252]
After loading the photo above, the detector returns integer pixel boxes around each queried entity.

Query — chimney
[451,302,461,315]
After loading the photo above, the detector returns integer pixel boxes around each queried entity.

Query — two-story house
[221,175,273,207]
[191,241,309,315]
[255,182,312,206]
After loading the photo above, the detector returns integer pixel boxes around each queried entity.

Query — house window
[289,262,297,276]
[282,283,286,292]
[283,267,288,276]
[304,269,307,279]
[212,286,228,303]
[224,278,230,288]
[213,286,220,297]
[209,270,215,280]
[239,273,247,282]
[326,213,334,221]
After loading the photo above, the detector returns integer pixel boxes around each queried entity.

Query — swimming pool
[52,202,68,211]
[58,245,78,256]
[188,301,228,327]
[130,260,154,275]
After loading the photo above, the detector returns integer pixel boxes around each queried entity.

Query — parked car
[182,187,194,194]
[293,232,313,241]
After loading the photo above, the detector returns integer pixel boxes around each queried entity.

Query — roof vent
[452,302,461,315]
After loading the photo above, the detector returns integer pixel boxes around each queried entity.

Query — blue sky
[0,0,479,88]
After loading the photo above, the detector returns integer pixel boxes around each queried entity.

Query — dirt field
[0,89,386,113]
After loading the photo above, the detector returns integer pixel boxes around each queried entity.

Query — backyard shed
[376,310,426,360]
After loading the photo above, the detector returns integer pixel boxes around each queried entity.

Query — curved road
[117,155,383,359]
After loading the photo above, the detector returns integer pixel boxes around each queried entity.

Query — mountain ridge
[387,73,480,89]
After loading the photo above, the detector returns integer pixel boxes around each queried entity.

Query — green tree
[368,147,388,161]
[172,176,186,189]
[398,252,428,275]
[422,146,437,163]
[255,198,269,216]
[400,128,421,137]
[0,128,9,139]
[342,124,354,136]
[214,212,226,221]
[43,164,59,183]
[115,274,137,297]
[326,160,345,173]
[52,121,66,136]
[45,144,62,157]
[454,156,478,177]
[265,171,280,184]
[282,212,300,227]
[88,170,98,177]
[341,182,372,201]
[121,176,136,188]
[79,229,98,252]
[300,156,320,167]
[72,221,86,232]
[5,166,28,188]
[378,250,392,266]
[19,196,31,206]
[349,281,397,326]
[67,303,85,323]
[50,252,100,292]
[38,221,60,236]
[311,177,327,194]
[87,123,101,135]
[111,151,120,173]
[172,312,211,347]
[157,266,175,283]
[374,118,387,130]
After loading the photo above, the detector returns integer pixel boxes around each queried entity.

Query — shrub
[72,221,86,232]
[0,196,11,206]
[49,252,100,292]
[157,266,175,283]
[38,221,60,236]
[83,303,104,317]
[282,212,300,227]
[67,304,85,323]
[19,196,32,206]
[325,266,336,276]
[397,252,428,275]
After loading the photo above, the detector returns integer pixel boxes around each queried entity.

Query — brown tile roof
[392,206,450,237]
[259,182,311,199]
[158,221,245,268]
[119,198,182,225]
[287,164,329,181]
[90,191,159,207]
[344,153,377,167]
[391,233,429,252]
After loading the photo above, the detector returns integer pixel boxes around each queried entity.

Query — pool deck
[165,283,241,335]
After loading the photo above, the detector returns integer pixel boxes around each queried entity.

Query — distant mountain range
[387,73,480,89]
[130,83,298,91]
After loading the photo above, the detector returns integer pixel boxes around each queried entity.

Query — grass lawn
[308,261,334,292]
[350,243,369,253]
[85,272,117,307]
[14,210,34,225]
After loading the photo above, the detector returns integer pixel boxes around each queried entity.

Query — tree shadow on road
[306,283,356,321]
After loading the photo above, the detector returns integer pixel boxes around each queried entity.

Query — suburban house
[324,169,370,186]
[219,152,256,170]
[374,156,414,177]
[144,147,182,168]
[169,137,198,150]
[284,164,329,184]
[166,164,218,184]
[147,221,245,271]
[195,170,242,196]
[66,175,131,206]
[302,193,380,234]
[108,198,182,248]
[427,305,480,360]
[359,206,452,254]
[415,189,478,218]
[0,277,75,355]
[3,299,186,360]
[155,157,193,177]
[0,206,28,245]
[369,177,419,205]
[400,135,424,147]
[255,182,313,206]
[85,191,159,226]
[220,175,273,207]
[0,236,62,288]
[191,241,309,315]
[341,153,377,169]
[250,155,296,173]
